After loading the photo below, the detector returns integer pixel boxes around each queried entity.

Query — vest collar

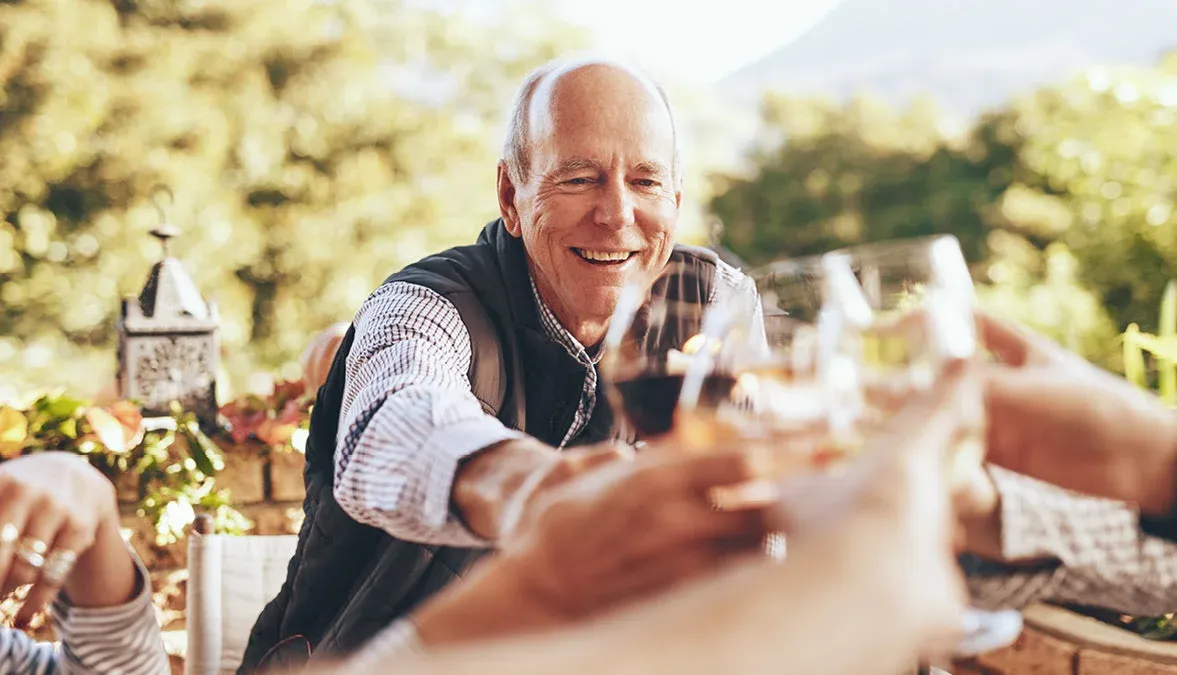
[476,219,543,333]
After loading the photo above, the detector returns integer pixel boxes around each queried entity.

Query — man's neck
[546,298,608,351]
[528,273,608,350]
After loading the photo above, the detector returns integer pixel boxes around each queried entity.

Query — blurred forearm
[63,514,137,609]
[319,519,931,675]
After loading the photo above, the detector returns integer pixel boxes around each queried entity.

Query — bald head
[502,58,682,189]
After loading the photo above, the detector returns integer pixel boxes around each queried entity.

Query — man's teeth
[576,249,633,262]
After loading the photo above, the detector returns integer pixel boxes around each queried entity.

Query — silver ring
[0,523,18,546]
[41,549,78,585]
[15,537,48,570]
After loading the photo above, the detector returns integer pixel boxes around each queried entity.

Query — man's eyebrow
[552,157,601,175]
[633,161,670,177]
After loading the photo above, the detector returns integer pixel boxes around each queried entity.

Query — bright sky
[550,0,847,84]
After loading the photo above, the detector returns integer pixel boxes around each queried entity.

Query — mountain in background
[718,0,1177,118]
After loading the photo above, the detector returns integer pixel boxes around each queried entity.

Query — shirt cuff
[421,418,526,539]
[990,464,1141,566]
[989,465,1063,562]
[49,545,167,675]
[51,547,154,622]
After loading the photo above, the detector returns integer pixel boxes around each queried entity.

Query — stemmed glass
[739,256,850,472]
[819,235,1022,664]
[600,259,783,523]
[600,258,747,444]
[819,235,983,486]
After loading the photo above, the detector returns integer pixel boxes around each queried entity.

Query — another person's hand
[980,311,1177,516]
[506,447,769,612]
[413,448,770,645]
[0,452,133,624]
[771,360,974,666]
[333,367,972,675]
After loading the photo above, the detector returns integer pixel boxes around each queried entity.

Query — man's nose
[594,178,636,230]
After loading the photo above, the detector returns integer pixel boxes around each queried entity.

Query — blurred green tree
[711,92,1015,267]
[995,64,1177,331]
[710,55,1177,365]
[0,0,586,400]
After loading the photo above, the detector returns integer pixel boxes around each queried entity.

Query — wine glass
[600,258,749,444]
[819,235,982,475]
[819,235,1022,664]
[738,256,853,472]
[601,259,785,526]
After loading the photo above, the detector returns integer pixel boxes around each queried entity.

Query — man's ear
[497,161,523,238]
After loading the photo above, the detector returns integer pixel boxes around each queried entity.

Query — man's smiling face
[499,62,681,349]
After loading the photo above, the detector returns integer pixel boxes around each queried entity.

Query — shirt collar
[529,276,603,365]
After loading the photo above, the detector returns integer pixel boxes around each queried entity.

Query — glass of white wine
[738,256,853,474]
[820,235,982,476]
[819,235,1021,664]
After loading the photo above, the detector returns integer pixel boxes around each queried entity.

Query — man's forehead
[526,61,673,147]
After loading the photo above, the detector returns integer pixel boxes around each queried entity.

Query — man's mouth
[573,248,635,265]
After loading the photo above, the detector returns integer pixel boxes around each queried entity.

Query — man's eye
[564,177,593,185]
[633,179,660,188]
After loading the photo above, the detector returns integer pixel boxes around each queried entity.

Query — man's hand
[430,447,770,643]
[452,439,633,542]
[980,311,1177,517]
[506,447,770,618]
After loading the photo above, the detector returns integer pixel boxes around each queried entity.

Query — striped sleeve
[47,551,168,675]
[333,282,525,547]
[0,628,57,675]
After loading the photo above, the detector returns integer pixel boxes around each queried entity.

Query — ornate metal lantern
[117,189,220,424]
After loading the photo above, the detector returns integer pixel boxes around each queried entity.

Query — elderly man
[239,57,768,671]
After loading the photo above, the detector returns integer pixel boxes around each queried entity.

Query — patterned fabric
[0,552,168,675]
[527,276,603,448]
[967,465,1177,617]
[333,256,758,547]
[333,281,523,549]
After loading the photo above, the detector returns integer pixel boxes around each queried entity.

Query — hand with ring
[0,452,129,625]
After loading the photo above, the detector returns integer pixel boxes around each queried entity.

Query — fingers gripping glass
[819,235,1020,662]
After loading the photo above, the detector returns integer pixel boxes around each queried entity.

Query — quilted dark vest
[238,220,718,671]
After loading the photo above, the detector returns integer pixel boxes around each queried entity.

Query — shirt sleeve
[333,282,526,547]
[47,550,169,675]
[0,628,57,675]
[966,466,1177,617]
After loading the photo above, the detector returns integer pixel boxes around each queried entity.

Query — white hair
[501,56,684,190]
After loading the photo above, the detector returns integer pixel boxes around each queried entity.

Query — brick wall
[120,449,306,566]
